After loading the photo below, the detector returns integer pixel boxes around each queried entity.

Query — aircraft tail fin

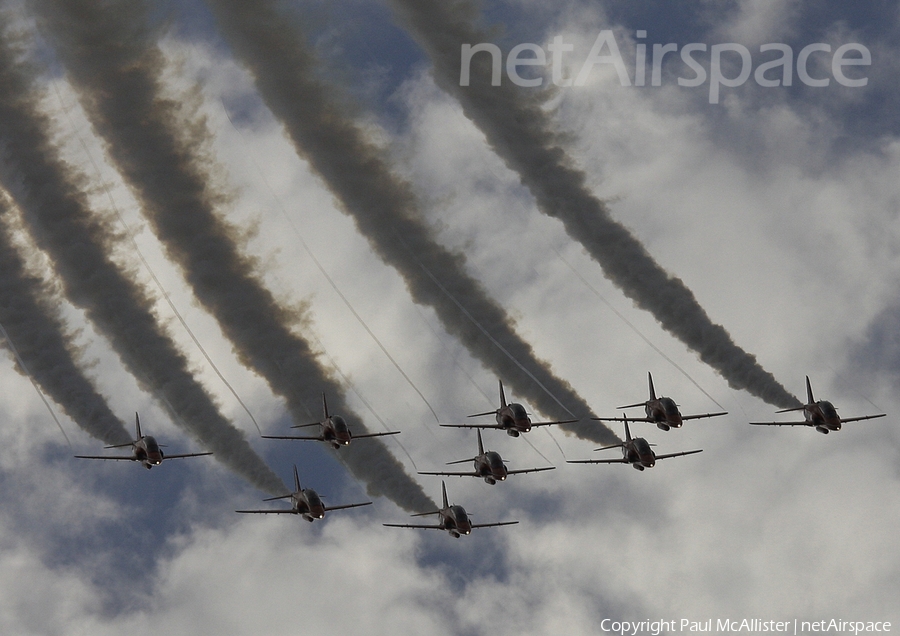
[623,415,632,443]
[476,429,484,455]
[441,480,449,509]
[498,380,507,408]
[293,464,301,492]
[806,376,814,404]
[648,372,656,401]
[135,412,142,440]
[322,393,329,419]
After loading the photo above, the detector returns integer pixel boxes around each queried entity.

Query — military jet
[593,372,727,431]
[74,413,212,469]
[440,380,575,437]
[418,430,555,484]
[383,481,518,537]
[568,416,702,470]
[236,465,372,522]
[262,393,400,449]
[750,376,886,434]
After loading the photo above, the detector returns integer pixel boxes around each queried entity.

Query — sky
[0,0,899,634]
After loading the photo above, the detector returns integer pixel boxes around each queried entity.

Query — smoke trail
[386,0,801,410]
[27,0,434,511]
[201,0,620,445]
[0,26,285,495]
[0,203,122,445]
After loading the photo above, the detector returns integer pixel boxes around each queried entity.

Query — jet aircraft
[568,416,702,470]
[593,372,727,431]
[262,393,400,449]
[74,413,212,469]
[750,376,886,434]
[440,380,575,437]
[418,430,555,484]
[236,465,372,522]
[383,481,518,537]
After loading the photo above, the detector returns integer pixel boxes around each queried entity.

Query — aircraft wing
[839,414,887,424]
[681,412,728,421]
[74,455,135,461]
[417,470,478,477]
[235,509,297,514]
[749,421,810,427]
[440,423,502,430]
[162,452,214,460]
[352,431,401,439]
[566,458,629,464]
[324,501,373,512]
[471,521,519,529]
[654,449,703,461]
[530,419,577,427]
[382,522,446,530]
[261,434,325,441]
[506,466,556,475]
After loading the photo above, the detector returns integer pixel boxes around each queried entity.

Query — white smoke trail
[386,0,801,410]
[27,0,434,511]
[0,23,286,494]
[201,0,620,445]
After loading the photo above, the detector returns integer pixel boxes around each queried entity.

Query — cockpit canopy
[509,403,528,420]
[305,490,323,509]
[450,505,469,526]
[634,437,653,456]
[486,452,504,470]
[143,435,160,453]
[819,401,838,420]
[331,416,349,433]
[660,398,680,417]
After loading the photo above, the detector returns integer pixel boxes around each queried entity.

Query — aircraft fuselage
[322,416,353,448]
[135,436,163,469]
[646,397,683,431]
[498,403,531,436]
[294,489,326,522]
[474,451,508,484]
[624,437,657,470]
[441,505,473,537]
[805,401,841,433]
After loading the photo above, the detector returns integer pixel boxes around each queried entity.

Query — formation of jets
[71,374,887,537]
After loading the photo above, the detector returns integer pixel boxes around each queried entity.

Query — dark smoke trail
[202,0,620,445]
[27,0,434,511]
[0,199,126,445]
[0,26,285,494]
[386,0,801,410]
